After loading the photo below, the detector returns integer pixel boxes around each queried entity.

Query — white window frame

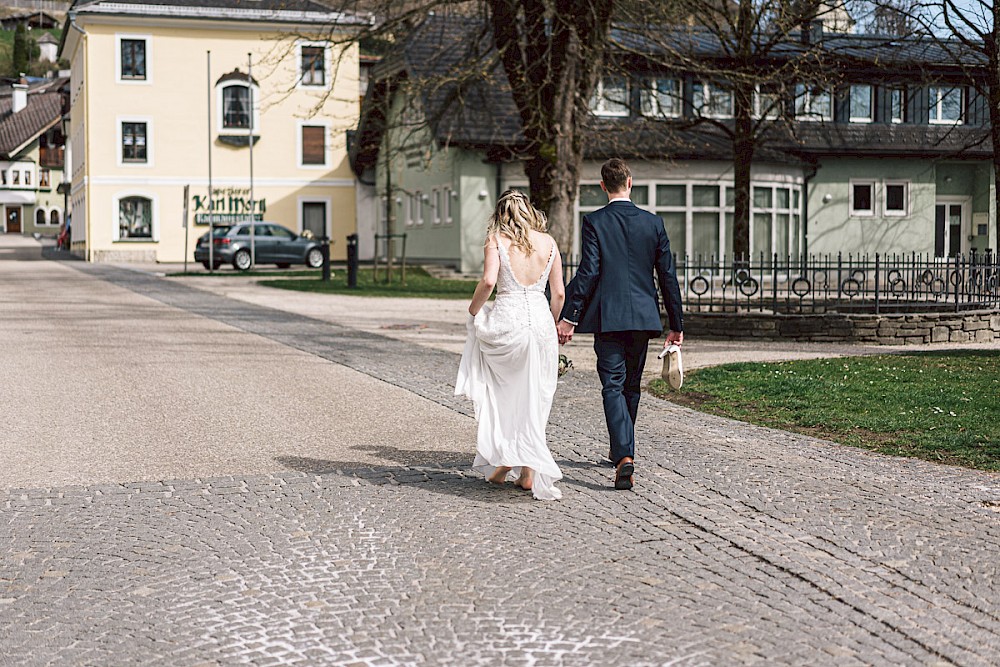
[116,116,154,168]
[883,180,910,217]
[443,187,454,225]
[414,191,424,226]
[116,34,151,85]
[112,191,159,242]
[794,84,833,122]
[849,84,874,123]
[296,41,332,90]
[890,87,905,123]
[404,193,415,226]
[696,81,733,119]
[929,86,964,125]
[849,179,876,217]
[753,83,782,120]
[640,77,681,119]
[432,188,441,224]
[216,81,261,135]
[296,120,330,168]
[590,76,630,117]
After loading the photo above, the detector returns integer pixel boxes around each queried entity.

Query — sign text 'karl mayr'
[192,188,267,225]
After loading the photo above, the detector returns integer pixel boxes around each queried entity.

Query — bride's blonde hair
[486,189,547,254]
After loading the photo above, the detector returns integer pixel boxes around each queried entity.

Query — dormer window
[589,77,629,117]
[223,86,250,129]
[929,86,963,124]
[216,70,260,136]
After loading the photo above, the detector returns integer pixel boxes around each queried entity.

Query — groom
[557,158,684,491]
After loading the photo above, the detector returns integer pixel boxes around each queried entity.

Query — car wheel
[233,249,252,271]
[200,260,221,271]
[276,263,290,269]
[306,247,323,269]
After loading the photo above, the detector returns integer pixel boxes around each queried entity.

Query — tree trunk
[489,0,613,256]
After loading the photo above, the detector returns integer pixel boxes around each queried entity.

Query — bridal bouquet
[558,354,574,378]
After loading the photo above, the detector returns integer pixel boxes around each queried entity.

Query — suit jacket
[560,200,683,335]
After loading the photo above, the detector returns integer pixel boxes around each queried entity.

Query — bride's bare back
[496,230,554,286]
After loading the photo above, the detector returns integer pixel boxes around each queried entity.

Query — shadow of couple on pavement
[275,445,611,501]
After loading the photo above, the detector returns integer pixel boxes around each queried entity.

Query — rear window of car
[210,226,232,237]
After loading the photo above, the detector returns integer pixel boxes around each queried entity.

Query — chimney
[801,19,824,46]
[12,75,27,114]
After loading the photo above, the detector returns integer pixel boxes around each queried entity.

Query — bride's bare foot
[488,466,512,484]
[516,467,534,490]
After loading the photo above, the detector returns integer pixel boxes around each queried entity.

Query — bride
[455,190,565,500]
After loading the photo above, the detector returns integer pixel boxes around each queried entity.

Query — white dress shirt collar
[608,196,631,203]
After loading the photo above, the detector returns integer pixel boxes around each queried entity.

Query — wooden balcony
[39,146,64,168]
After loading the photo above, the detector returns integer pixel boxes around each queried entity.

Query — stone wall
[683,310,1000,345]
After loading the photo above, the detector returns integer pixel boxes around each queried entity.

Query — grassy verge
[258,267,477,299]
[650,351,1000,471]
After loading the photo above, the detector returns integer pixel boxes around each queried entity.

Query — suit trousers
[594,331,652,464]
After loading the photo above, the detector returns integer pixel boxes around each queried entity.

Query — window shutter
[302,125,325,165]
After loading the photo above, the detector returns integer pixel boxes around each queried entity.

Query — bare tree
[320,1,617,253]
[620,0,838,258]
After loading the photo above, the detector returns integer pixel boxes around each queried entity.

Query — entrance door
[6,206,21,233]
[934,200,968,258]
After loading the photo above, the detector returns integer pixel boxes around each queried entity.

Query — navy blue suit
[560,200,683,464]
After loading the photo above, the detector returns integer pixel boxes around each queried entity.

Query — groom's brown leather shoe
[614,457,634,491]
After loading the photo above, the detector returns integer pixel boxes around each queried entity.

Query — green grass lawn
[650,351,1000,471]
[259,266,477,299]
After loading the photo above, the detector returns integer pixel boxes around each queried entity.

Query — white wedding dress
[455,240,563,500]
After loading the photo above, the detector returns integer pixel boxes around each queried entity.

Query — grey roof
[351,15,992,176]
[0,91,62,158]
[70,0,368,25]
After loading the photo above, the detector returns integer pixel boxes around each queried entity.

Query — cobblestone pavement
[3,249,1000,666]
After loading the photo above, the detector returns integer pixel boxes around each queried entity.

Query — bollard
[346,233,359,288]
[320,236,331,282]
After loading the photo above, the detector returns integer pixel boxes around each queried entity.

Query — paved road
[2,235,1000,666]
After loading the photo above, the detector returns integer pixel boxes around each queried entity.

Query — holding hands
[556,320,575,345]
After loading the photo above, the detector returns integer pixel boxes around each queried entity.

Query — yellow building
[60,0,363,263]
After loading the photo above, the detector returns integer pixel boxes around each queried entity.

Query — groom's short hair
[601,158,631,193]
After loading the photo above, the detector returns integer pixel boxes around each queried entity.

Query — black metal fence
[562,252,1000,314]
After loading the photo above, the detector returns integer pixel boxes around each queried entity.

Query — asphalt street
[2,235,999,666]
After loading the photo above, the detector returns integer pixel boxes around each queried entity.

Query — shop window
[119,196,153,239]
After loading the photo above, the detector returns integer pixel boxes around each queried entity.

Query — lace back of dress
[496,240,554,294]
